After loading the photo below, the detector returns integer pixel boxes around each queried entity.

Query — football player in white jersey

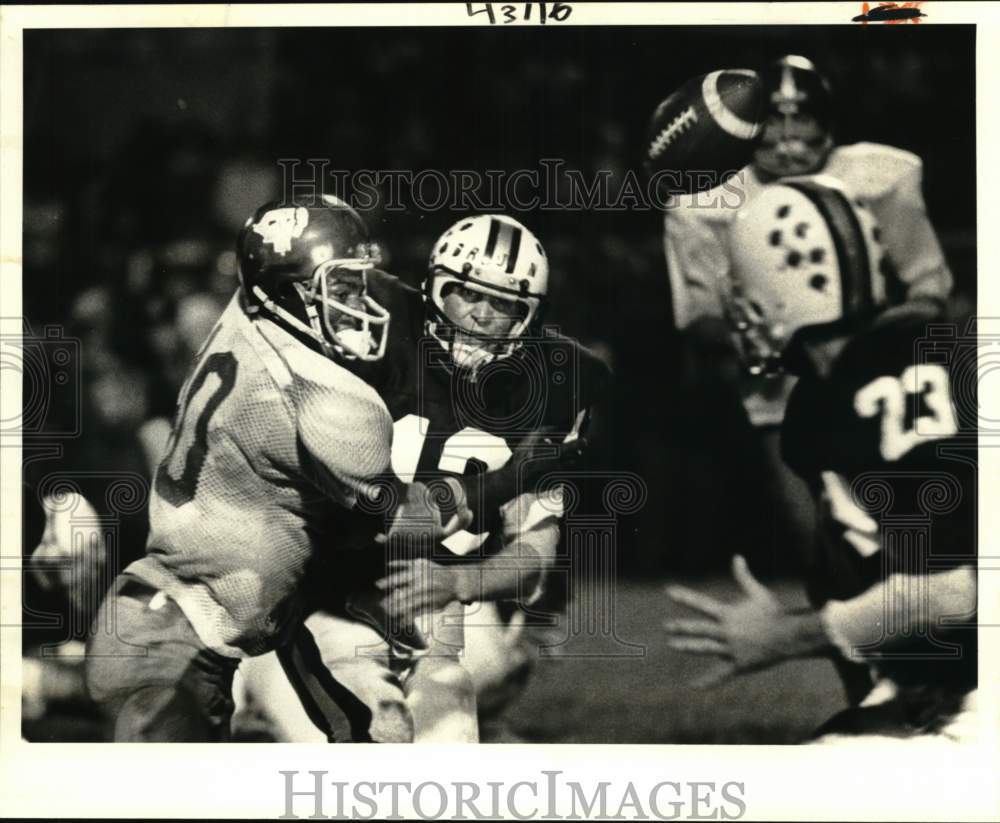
[657,55,954,574]
[665,55,953,340]
[85,196,466,741]
[664,178,977,744]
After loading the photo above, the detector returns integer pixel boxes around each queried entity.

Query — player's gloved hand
[662,555,827,688]
[374,556,474,622]
[381,478,473,547]
[464,426,589,519]
[356,479,473,649]
[344,582,431,653]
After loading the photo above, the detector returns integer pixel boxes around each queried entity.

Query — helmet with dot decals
[424,215,549,371]
[727,175,888,375]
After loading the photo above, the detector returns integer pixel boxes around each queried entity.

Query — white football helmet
[727,175,888,375]
[424,215,549,370]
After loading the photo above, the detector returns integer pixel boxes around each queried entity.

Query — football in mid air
[644,69,764,195]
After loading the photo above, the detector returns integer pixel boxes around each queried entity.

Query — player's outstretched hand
[663,555,825,689]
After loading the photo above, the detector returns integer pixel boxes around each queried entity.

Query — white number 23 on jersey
[854,364,958,461]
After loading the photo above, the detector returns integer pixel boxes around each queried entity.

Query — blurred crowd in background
[19,25,975,739]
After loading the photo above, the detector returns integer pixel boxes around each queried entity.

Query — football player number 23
[854,364,958,462]
[156,352,238,507]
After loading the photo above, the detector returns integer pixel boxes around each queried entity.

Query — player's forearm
[879,178,953,302]
[451,543,548,606]
[664,214,730,328]
[773,608,834,661]
[820,566,976,659]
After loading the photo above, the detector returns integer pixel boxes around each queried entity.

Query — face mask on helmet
[754,112,833,178]
[427,274,533,370]
[424,215,548,373]
[754,56,834,180]
[727,176,887,376]
[237,198,390,362]
[296,254,389,362]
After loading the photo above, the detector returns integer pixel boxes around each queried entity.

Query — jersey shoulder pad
[782,302,960,479]
[833,303,942,385]
[780,373,820,480]
[826,142,922,200]
[575,339,614,405]
[290,346,393,482]
[668,162,756,225]
[206,298,298,420]
[252,310,388,422]
[532,332,612,429]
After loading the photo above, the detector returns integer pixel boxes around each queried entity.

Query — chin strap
[303,302,337,358]
[426,317,523,374]
[252,284,336,358]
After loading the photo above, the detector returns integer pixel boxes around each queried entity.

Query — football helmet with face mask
[727,176,888,376]
[754,55,835,179]
[237,195,389,361]
[424,215,548,372]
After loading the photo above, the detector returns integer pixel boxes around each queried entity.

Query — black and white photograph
[1,2,996,820]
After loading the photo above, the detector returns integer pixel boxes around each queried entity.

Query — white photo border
[1,3,997,820]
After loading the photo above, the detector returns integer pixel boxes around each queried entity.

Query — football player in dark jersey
[241,214,610,742]
[85,196,473,741]
[663,177,977,742]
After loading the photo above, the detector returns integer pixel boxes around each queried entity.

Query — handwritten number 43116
[467,3,573,24]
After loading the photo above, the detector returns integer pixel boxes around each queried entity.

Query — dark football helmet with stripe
[237,194,390,361]
[727,176,888,376]
[424,215,549,371]
[754,55,835,179]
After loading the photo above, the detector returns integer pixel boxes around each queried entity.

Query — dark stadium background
[21,25,975,742]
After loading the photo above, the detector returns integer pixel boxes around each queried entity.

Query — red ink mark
[853,2,926,24]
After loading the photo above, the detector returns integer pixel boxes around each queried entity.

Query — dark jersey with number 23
[782,303,976,691]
